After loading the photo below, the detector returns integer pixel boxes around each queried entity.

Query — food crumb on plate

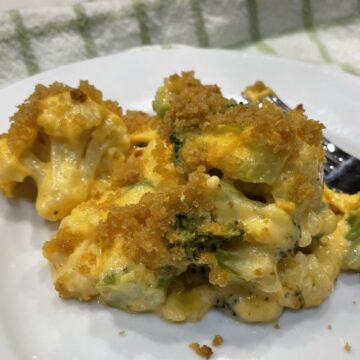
[212,335,223,347]
[327,324,332,331]
[273,322,281,330]
[118,330,126,336]
[344,342,352,353]
[189,342,213,359]
[352,300,357,304]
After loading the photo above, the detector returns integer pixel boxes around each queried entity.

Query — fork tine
[324,150,341,166]
[267,95,291,112]
[324,160,336,174]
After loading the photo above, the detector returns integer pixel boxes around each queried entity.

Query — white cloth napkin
[0,0,359,88]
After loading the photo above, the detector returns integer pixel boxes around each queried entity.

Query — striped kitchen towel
[1,0,360,88]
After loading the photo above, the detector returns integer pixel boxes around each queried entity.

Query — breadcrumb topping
[273,322,281,330]
[189,342,213,359]
[94,168,214,269]
[159,72,323,153]
[344,342,352,353]
[6,80,123,156]
[211,335,223,347]
[123,111,160,134]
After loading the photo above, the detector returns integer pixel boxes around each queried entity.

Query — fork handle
[325,157,360,194]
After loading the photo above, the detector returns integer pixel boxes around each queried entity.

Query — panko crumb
[189,342,213,359]
[344,342,352,353]
[212,335,223,347]
[273,322,281,330]
[327,324,332,331]
[118,330,126,336]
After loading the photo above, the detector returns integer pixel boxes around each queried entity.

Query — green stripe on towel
[190,0,209,47]
[73,3,98,58]
[302,0,356,74]
[133,0,152,45]
[245,0,276,54]
[9,10,40,75]
[256,40,277,55]
[246,0,261,41]
[302,0,331,63]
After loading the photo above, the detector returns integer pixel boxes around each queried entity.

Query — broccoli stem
[346,214,360,241]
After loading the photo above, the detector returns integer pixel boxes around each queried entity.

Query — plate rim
[1,45,360,360]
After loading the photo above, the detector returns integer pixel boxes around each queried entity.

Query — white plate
[0,45,359,360]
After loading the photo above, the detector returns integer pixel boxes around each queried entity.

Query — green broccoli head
[343,212,360,271]
[168,212,243,261]
[96,262,176,313]
[152,72,191,118]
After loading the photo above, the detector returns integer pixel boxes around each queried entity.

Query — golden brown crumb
[79,80,123,115]
[43,227,83,257]
[152,137,179,185]
[189,342,213,359]
[327,324,332,331]
[7,82,68,155]
[273,322,281,330]
[159,72,323,152]
[344,342,352,352]
[212,335,223,347]
[123,111,160,134]
[70,88,87,102]
[112,153,143,187]
[118,330,126,336]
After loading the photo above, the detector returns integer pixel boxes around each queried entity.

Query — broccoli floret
[346,214,360,241]
[97,261,179,313]
[343,212,360,271]
[96,262,168,312]
[213,180,301,252]
[158,265,176,289]
[152,73,191,118]
[153,85,172,118]
[169,133,184,162]
[152,71,234,120]
[214,292,282,322]
[168,212,243,261]
[216,246,282,292]
[0,82,130,220]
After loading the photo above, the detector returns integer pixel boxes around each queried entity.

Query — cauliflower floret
[0,135,29,196]
[0,82,130,220]
[43,181,155,300]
